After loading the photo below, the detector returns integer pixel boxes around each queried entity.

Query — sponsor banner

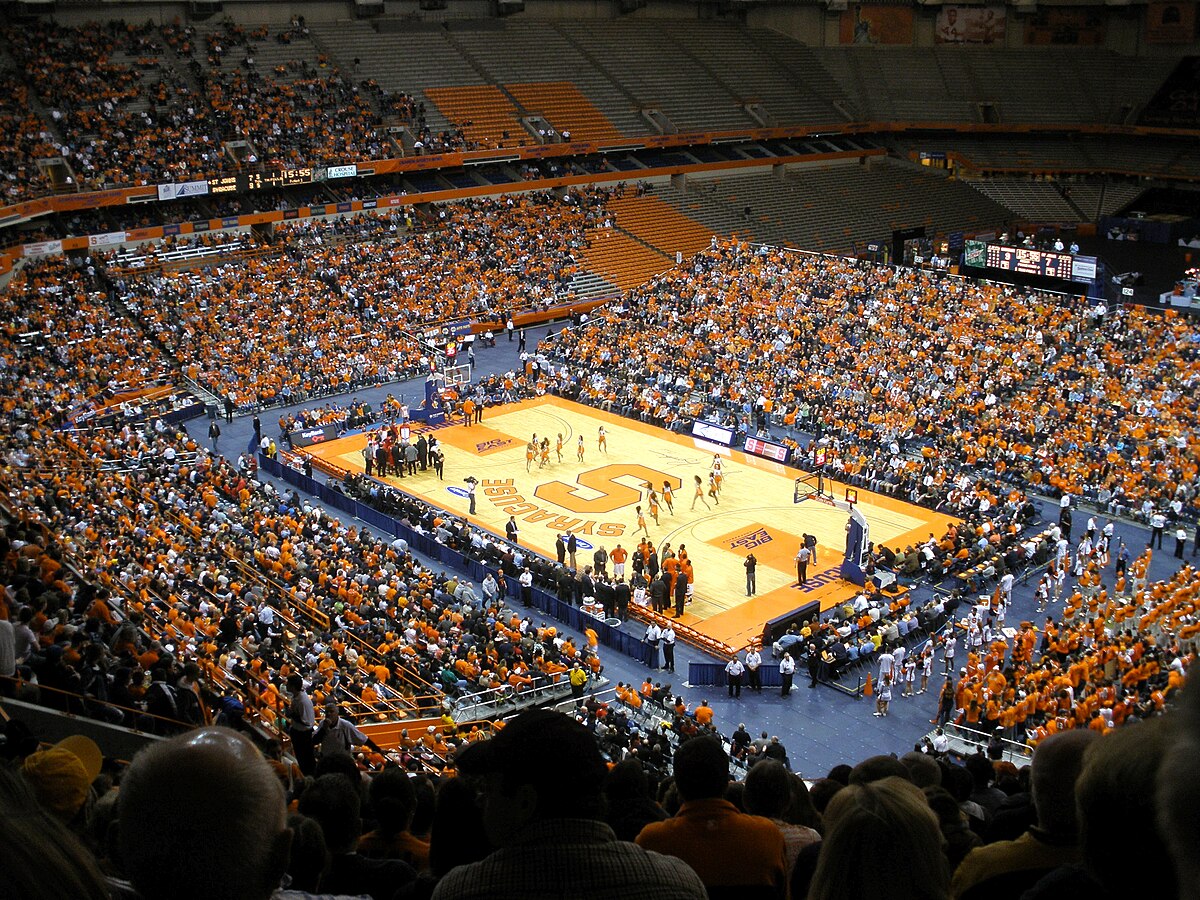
[157,180,209,201]
[327,164,358,179]
[87,231,126,248]
[1146,2,1197,43]
[336,202,352,213]
[163,224,181,236]
[192,220,211,233]
[23,239,64,257]
[691,419,736,446]
[963,240,987,267]
[935,6,1006,44]
[1072,256,1098,281]
[362,199,378,210]
[282,209,299,220]
[291,424,339,448]
[222,217,240,229]
[840,5,914,44]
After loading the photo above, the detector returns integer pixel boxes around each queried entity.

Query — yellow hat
[21,734,103,819]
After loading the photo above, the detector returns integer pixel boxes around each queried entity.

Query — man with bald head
[118,727,292,900]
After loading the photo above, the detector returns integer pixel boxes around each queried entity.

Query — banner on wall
[839,4,915,44]
[87,231,126,249]
[935,6,1007,44]
[23,240,63,257]
[1145,2,1198,43]
[156,180,209,201]
[1024,8,1106,46]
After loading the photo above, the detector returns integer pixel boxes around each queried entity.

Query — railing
[932,721,1035,766]
[450,676,595,722]
[0,674,194,735]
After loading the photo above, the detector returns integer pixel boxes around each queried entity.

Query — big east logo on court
[475,438,514,452]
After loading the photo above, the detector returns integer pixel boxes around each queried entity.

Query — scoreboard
[983,244,1073,280]
[190,167,315,195]
[246,167,314,191]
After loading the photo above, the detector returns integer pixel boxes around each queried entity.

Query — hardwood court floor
[308,396,958,650]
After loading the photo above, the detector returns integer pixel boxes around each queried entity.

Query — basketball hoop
[794,472,835,505]
[442,363,471,387]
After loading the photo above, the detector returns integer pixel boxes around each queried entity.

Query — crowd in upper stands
[0,18,476,201]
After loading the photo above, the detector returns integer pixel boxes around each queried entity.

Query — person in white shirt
[645,623,662,669]
[1150,511,1167,549]
[999,571,1015,605]
[661,626,677,673]
[942,635,956,673]
[518,568,533,606]
[779,653,796,696]
[725,655,745,698]
[633,580,647,607]
[877,647,895,686]
[920,649,934,694]
[745,647,763,692]
[932,727,950,754]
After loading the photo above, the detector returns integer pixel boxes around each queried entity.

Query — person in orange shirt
[610,543,628,580]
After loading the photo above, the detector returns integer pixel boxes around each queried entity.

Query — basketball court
[305,396,958,650]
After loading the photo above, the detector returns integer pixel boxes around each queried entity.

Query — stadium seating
[582,228,674,292]
[505,82,625,143]
[423,84,526,148]
[444,22,650,139]
[963,179,1082,222]
[652,160,1013,254]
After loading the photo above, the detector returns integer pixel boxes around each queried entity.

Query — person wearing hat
[21,734,103,824]
[431,709,705,900]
